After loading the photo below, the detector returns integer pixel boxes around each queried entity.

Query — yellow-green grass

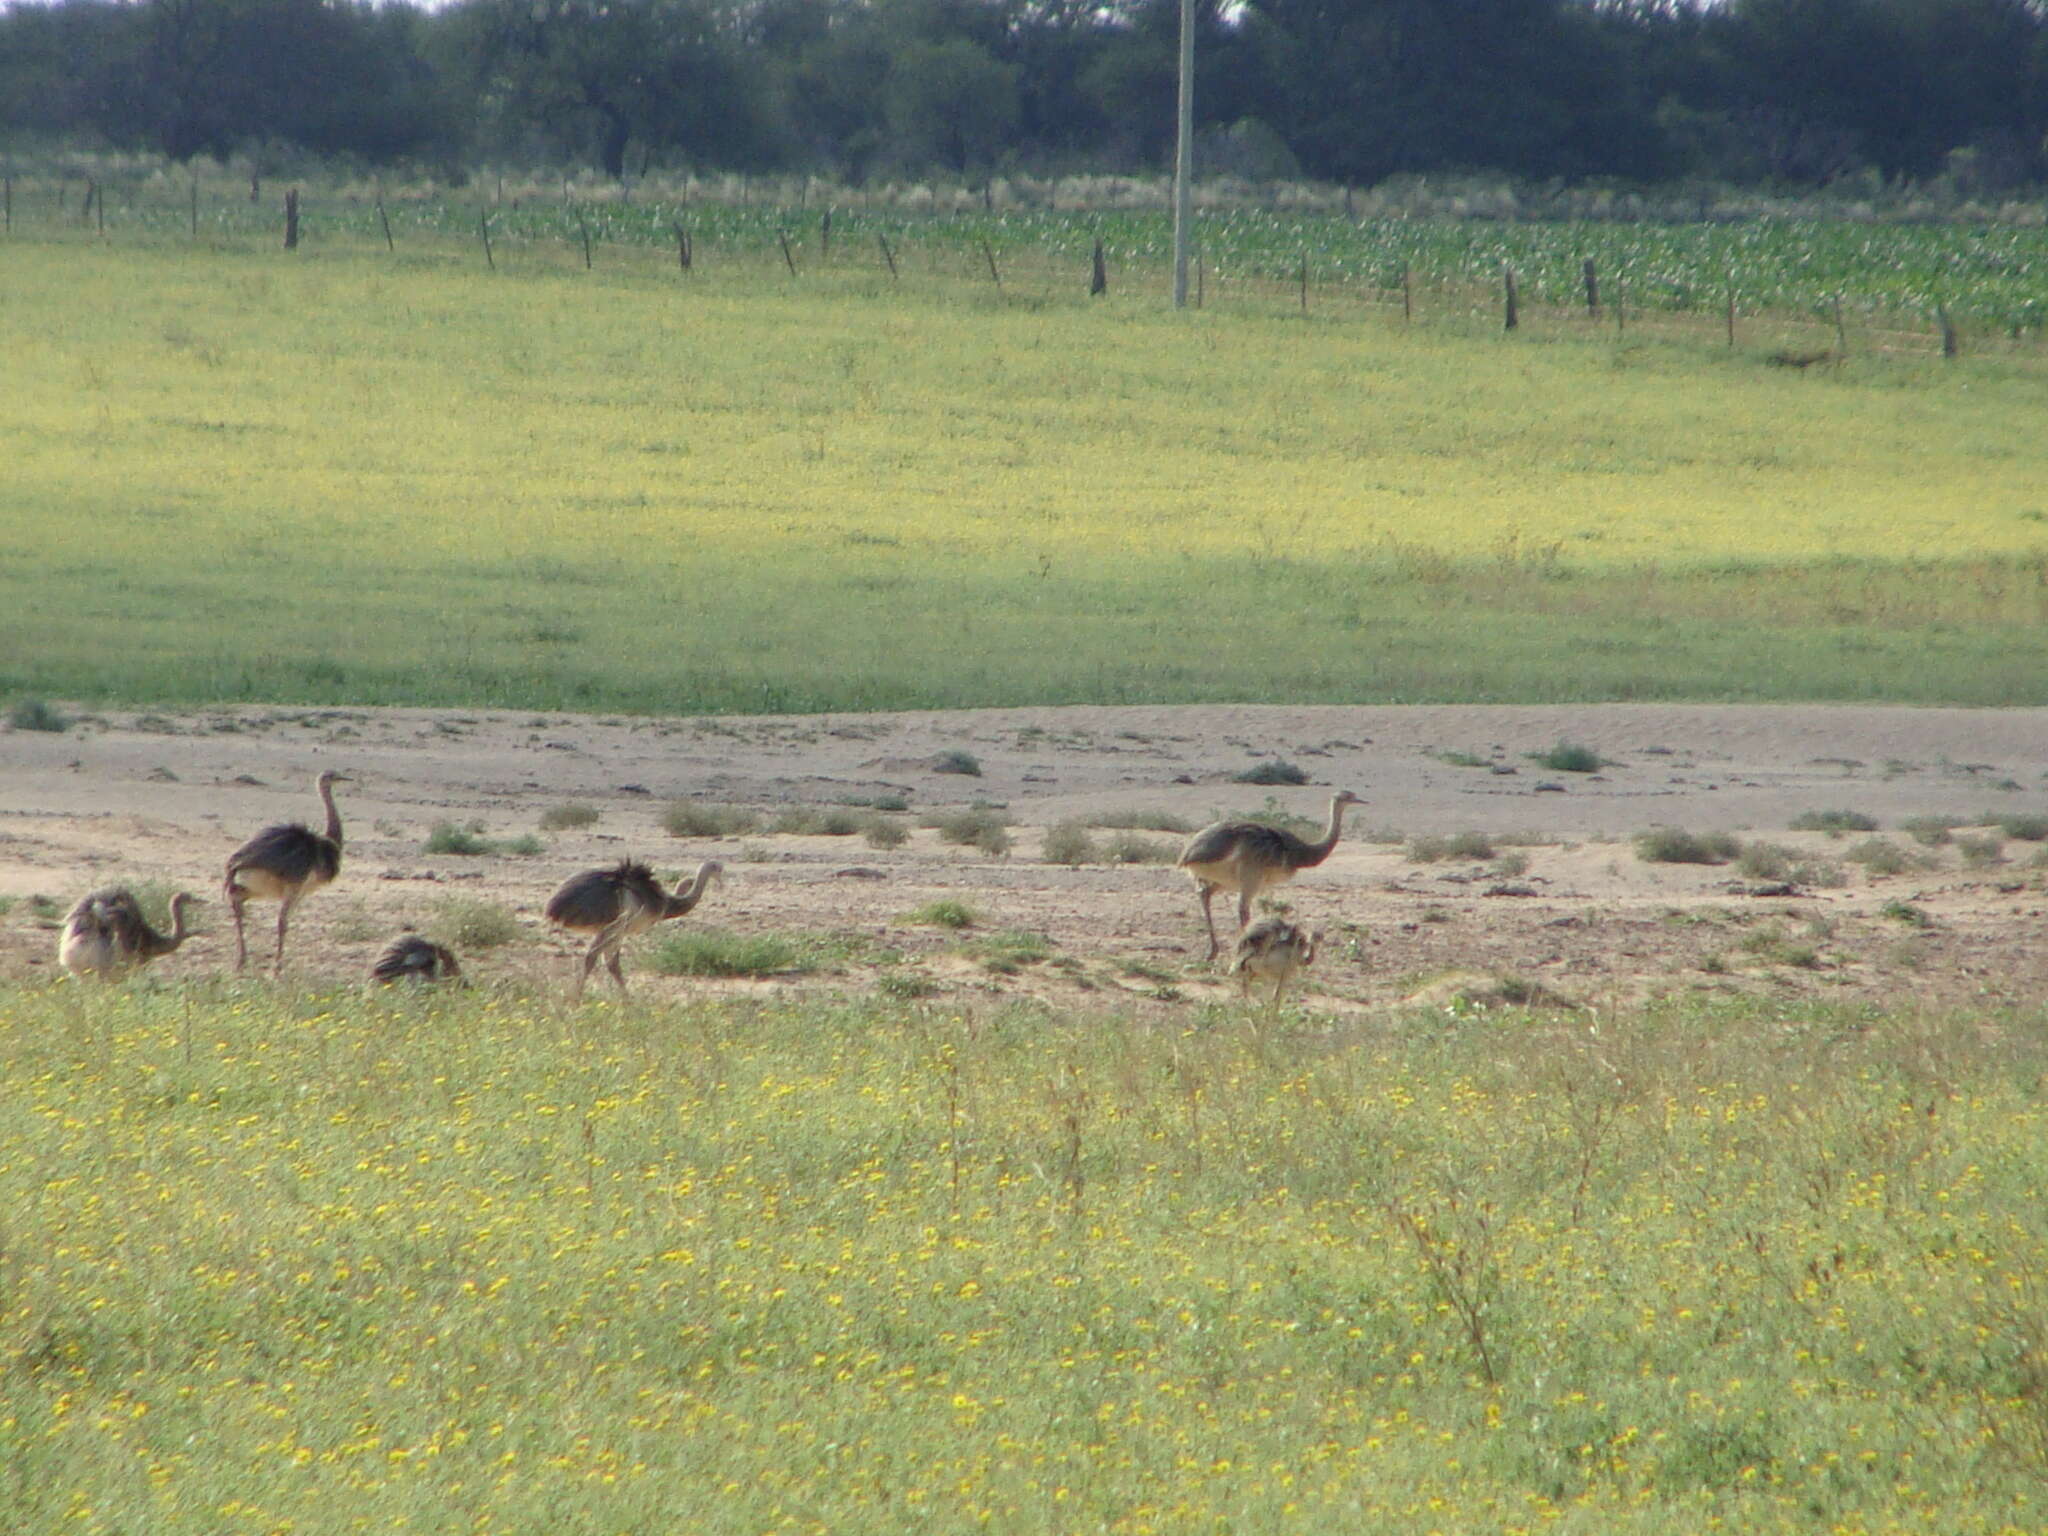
[2,983,2046,1531]
[7,237,2048,710]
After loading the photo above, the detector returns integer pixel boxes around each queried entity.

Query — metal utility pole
[1172,0,1194,307]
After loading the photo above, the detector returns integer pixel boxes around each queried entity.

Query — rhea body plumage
[223,769,350,972]
[59,888,198,978]
[1229,917,1318,1006]
[1177,789,1360,960]
[369,935,464,986]
[544,859,723,997]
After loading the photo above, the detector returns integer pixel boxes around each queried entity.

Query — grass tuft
[539,804,600,831]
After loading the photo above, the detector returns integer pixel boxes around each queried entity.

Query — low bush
[1635,827,1741,865]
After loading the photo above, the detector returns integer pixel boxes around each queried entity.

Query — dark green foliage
[1532,741,1605,773]
[1635,827,1741,865]
[1232,760,1309,786]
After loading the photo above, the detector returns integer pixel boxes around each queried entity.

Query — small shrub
[1490,850,1531,878]
[1407,831,1496,863]
[1103,831,1176,865]
[1995,812,2048,841]
[1736,842,1797,880]
[423,822,493,856]
[1899,815,1962,847]
[663,802,760,838]
[1845,837,1912,876]
[932,749,982,777]
[1788,809,1879,836]
[1636,827,1741,864]
[1630,831,1744,868]
[861,814,909,850]
[1090,808,1193,834]
[501,834,545,857]
[540,804,600,831]
[905,900,977,929]
[8,697,70,733]
[1532,741,1604,773]
[648,928,806,977]
[770,807,862,836]
[935,808,1010,856]
[1881,900,1930,927]
[1232,759,1309,786]
[428,897,521,950]
[1432,750,1491,769]
[1041,821,1099,866]
[1958,833,2006,868]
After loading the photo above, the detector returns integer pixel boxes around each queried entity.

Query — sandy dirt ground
[4,701,2047,1015]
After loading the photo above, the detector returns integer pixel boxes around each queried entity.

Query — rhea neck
[162,893,194,951]
[663,863,718,917]
[1305,795,1355,862]
[317,776,345,846]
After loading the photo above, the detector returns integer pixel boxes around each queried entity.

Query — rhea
[369,934,464,987]
[59,887,198,978]
[1177,789,1360,960]
[1230,918,1318,1007]
[544,859,723,998]
[223,769,350,972]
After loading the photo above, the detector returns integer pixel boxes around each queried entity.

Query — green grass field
[2,984,2044,1533]
[6,232,2048,712]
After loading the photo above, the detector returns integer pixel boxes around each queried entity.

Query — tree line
[4,0,2047,195]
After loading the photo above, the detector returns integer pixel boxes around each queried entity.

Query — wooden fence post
[877,232,897,280]
[820,207,832,258]
[1503,266,1518,331]
[1299,252,1308,312]
[1832,295,1847,357]
[1402,262,1412,324]
[1195,248,1203,308]
[1090,237,1106,297]
[981,238,1001,288]
[778,230,797,275]
[1582,257,1598,317]
[575,207,593,269]
[81,179,96,225]
[376,197,394,252]
[1937,303,1958,359]
[283,188,299,250]
[674,223,691,271]
[479,210,494,270]
[1615,278,1625,334]
[1726,288,1736,347]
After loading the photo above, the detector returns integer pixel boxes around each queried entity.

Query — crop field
[1,984,2045,1534]
[6,222,2048,713]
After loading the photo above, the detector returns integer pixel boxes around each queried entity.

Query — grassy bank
[6,240,2048,711]
[1,984,2044,1531]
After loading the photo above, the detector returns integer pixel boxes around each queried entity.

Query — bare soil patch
[5,702,2047,1013]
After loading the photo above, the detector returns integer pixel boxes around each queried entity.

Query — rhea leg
[272,892,298,972]
[229,890,250,971]
[1196,883,1222,961]
[607,950,628,992]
